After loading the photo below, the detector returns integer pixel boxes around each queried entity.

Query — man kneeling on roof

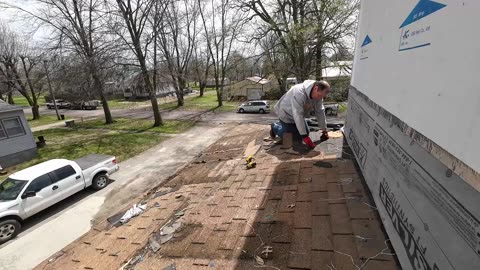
[270,80,330,149]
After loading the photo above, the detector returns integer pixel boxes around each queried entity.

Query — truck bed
[74,154,114,170]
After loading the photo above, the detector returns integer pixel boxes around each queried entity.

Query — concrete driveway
[0,122,230,270]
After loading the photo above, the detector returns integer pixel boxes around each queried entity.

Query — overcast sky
[0,0,49,41]
[0,0,356,60]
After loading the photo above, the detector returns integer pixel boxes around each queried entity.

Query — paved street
[29,103,344,131]
[27,105,281,123]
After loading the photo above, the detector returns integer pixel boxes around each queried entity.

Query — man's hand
[303,136,316,149]
[321,129,329,141]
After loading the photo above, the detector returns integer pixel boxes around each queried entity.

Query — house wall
[0,110,37,168]
[347,1,480,269]
[352,0,479,172]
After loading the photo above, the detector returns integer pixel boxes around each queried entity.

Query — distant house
[322,61,352,81]
[122,72,176,100]
[321,61,352,101]
[286,77,298,85]
[223,76,276,101]
[0,100,37,168]
[205,78,230,88]
[104,81,125,96]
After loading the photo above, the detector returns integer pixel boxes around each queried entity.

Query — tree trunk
[278,76,288,94]
[148,83,163,127]
[20,56,40,119]
[140,62,163,126]
[89,58,113,124]
[31,105,40,120]
[150,94,163,126]
[216,87,222,107]
[200,59,210,97]
[30,100,40,120]
[199,81,205,97]
[7,92,14,104]
[92,72,113,124]
[315,43,323,80]
[176,90,184,106]
[214,75,222,107]
[176,76,185,106]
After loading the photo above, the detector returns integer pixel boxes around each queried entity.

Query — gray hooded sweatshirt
[274,80,326,136]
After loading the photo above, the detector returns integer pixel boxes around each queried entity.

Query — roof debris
[120,203,147,224]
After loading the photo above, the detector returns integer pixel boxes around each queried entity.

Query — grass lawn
[77,118,194,134]
[189,85,216,92]
[108,91,240,112]
[27,115,68,128]
[160,91,240,112]
[1,119,194,181]
[107,99,151,109]
[12,95,46,107]
[338,103,348,114]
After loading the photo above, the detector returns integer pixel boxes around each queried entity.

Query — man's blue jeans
[271,120,309,141]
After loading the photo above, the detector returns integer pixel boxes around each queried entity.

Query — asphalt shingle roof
[35,124,399,270]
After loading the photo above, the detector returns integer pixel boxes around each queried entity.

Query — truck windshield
[0,178,27,201]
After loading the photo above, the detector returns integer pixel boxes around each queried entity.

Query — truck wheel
[0,219,21,244]
[238,108,245,113]
[92,173,109,190]
[259,109,265,114]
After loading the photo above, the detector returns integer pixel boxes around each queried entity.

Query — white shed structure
[223,76,275,101]
[0,100,37,168]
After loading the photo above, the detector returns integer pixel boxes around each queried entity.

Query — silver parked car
[46,99,71,109]
[237,101,270,114]
[324,103,339,116]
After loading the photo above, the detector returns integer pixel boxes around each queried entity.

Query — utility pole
[43,60,61,120]
[153,0,158,100]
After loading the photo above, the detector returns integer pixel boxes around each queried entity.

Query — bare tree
[198,0,247,106]
[2,0,117,124]
[226,51,256,82]
[0,22,18,105]
[260,33,291,93]
[156,0,198,106]
[112,0,163,126]
[0,73,7,101]
[0,22,45,118]
[241,0,359,81]
[191,47,211,97]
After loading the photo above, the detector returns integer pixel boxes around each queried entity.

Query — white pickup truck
[0,154,119,244]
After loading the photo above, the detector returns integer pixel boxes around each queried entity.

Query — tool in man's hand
[245,155,256,169]
[320,130,330,142]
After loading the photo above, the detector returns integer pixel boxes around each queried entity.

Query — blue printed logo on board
[361,35,372,48]
[398,0,446,51]
[360,35,372,60]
